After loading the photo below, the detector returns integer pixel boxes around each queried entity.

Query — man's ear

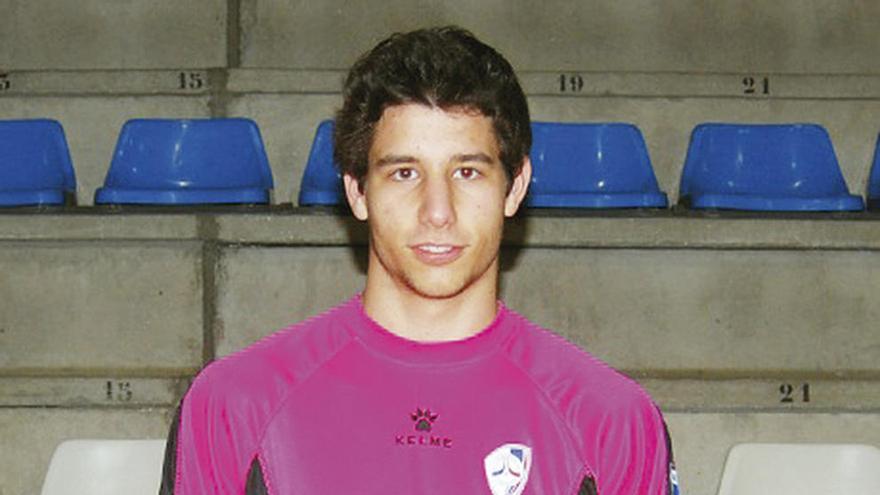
[343,173,369,221]
[504,157,532,217]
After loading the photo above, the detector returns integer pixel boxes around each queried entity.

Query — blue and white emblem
[484,443,532,495]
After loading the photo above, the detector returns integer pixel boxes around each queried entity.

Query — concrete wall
[1,2,879,494]
[0,0,226,69]
[239,0,880,73]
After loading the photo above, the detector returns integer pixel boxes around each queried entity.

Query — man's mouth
[420,244,453,254]
[411,243,465,265]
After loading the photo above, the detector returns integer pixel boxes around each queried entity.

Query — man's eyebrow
[374,154,417,167]
[452,152,495,164]
[373,152,496,167]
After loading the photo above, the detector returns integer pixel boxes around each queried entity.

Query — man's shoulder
[502,307,659,417]
[186,298,358,403]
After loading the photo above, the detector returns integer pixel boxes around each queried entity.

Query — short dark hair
[334,26,531,187]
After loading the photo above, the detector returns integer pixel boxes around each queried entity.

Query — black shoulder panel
[246,456,270,495]
[159,404,182,495]
[577,475,598,495]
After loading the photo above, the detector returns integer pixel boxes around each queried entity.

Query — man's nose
[418,176,456,228]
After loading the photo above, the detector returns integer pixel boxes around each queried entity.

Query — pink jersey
[161,296,677,495]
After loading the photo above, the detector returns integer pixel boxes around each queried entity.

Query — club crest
[483,443,532,495]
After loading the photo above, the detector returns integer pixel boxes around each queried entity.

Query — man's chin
[404,277,471,300]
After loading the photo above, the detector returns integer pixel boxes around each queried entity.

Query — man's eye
[391,168,417,181]
[453,167,481,180]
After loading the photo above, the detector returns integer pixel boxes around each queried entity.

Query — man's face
[344,103,530,300]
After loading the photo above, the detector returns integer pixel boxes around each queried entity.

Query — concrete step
[211,211,880,248]
[642,378,880,413]
[0,377,188,407]
[0,242,204,374]
[5,68,880,99]
[0,215,200,242]
[215,245,365,356]
[3,375,877,416]
[1,213,878,377]
[3,1,877,75]
[503,248,880,375]
[239,0,880,74]
[0,0,226,70]
[210,244,880,377]
[226,68,880,100]
[0,70,214,96]
[5,212,880,248]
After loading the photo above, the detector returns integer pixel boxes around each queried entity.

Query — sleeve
[592,397,676,495]
[158,369,267,495]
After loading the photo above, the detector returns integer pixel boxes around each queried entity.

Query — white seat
[717,443,880,495]
[41,439,167,495]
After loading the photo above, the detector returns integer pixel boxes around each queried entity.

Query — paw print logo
[410,408,439,432]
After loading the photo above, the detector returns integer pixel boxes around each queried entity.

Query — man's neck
[361,272,500,343]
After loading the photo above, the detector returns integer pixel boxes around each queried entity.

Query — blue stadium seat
[867,135,880,210]
[679,123,864,211]
[526,122,668,208]
[0,119,76,206]
[94,118,273,205]
[298,119,344,206]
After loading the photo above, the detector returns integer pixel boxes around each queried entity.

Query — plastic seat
[0,119,76,206]
[526,122,668,208]
[298,119,344,206]
[41,439,166,495]
[680,123,864,211]
[867,135,880,210]
[94,118,273,205]
[717,443,880,495]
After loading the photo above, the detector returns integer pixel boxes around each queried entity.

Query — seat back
[298,119,344,206]
[0,119,76,206]
[41,439,167,495]
[868,134,880,209]
[717,443,880,495]
[94,118,273,205]
[680,123,863,211]
[527,122,667,208]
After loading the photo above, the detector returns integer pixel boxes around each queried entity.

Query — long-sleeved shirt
[161,295,679,495]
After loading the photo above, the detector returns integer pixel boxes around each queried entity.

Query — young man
[161,27,678,495]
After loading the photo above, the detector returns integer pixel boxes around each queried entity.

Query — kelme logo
[394,407,452,449]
